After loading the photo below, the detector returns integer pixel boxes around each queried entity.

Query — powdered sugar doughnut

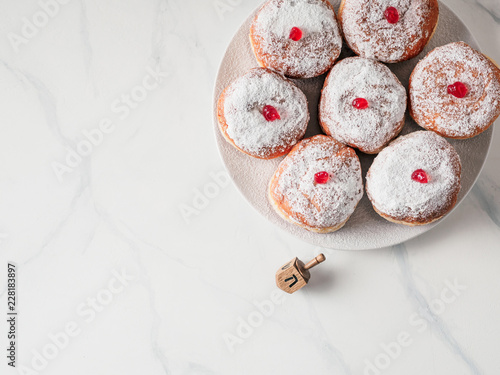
[217,68,309,159]
[250,0,343,79]
[339,0,439,63]
[269,135,363,233]
[409,42,500,139]
[319,57,407,154]
[366,131,461,226]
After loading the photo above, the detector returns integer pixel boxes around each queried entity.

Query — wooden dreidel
[276,254,326,294]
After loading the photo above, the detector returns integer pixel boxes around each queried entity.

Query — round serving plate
[213,0,494,250]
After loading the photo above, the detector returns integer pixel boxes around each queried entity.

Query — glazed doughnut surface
[319,57,407,154]
[250,0,343,78]
[410,42,500,139]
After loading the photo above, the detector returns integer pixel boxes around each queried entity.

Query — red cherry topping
[289,27,303,41]
[353,98,369,109]
[384,7,400,24]
[263,105,280,122]
[447,82,468,98]
[314,171,330,184]
[411,169,429,184]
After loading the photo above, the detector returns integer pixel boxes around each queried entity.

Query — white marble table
[0,1,499,374]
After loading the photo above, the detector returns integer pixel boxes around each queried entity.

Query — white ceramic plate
[213,1,494,250]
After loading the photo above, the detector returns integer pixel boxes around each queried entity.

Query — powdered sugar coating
[251,0,342,78]
[220,68,309,159]
[340,0,439,63]
[366,131,461,224]
[410,42,500,138]
[270,135,363,231]
[319,57,407,154]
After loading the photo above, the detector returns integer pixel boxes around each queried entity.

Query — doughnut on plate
[212,0,494,250]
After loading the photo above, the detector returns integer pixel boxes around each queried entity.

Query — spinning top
[276,254,326,294]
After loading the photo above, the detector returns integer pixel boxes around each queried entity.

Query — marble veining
[394,244,482,375]
[0,1,499,374]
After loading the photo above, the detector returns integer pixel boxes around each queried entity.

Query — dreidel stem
[303,254,326,270]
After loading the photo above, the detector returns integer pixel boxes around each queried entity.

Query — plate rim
[212,0,495,250]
